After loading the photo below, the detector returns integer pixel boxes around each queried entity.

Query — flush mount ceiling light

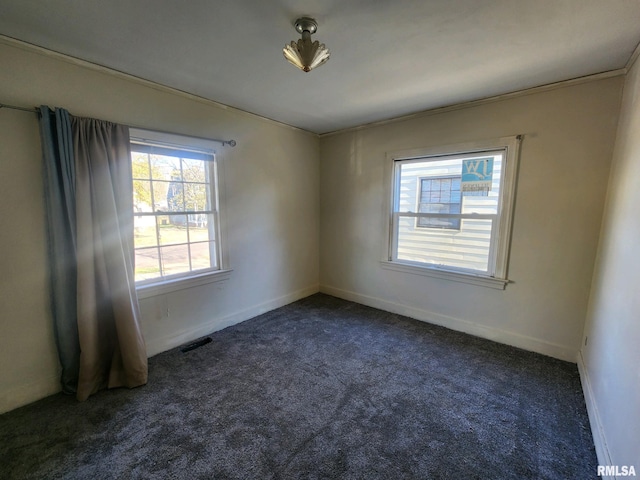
[283,17,330,72]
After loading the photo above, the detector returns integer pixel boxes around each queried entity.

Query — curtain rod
[0,102,38,113]
[0,102,237,147]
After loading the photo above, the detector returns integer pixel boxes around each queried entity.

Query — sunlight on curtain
[40,107,147,401]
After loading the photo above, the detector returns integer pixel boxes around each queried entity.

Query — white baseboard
[320,284,577,362]
[145,284,320,357]
[577,350,613,477]
[0,374,61,415]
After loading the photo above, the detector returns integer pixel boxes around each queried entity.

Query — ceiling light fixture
[283,17,330,73]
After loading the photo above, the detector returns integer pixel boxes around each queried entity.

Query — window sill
[379,261,508,290]
[136,269,233,299]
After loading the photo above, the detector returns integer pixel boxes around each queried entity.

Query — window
[417,176,462,229]
[130,133,223,286]
[417,177,489,230]
[385,136,520,288]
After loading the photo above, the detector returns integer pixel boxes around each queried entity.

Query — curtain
[40,107,148,401]
[39,106,80,394]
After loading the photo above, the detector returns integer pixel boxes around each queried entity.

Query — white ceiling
[1,0,639,134]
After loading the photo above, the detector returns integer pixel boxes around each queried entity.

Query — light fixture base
[294,17,318,35]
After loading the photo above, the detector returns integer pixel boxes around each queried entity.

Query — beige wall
[580,57,640,469]
[319,77,623,361]
[0,104,60,413]
[0,40,320,413]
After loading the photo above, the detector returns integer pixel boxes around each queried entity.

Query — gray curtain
[39,106,80,394]
[40,108,148,401]
[73,117,147,400]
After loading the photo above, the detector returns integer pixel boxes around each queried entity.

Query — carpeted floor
[0,293,598,479]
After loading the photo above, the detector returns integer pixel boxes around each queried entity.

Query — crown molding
[320,69,626,138]
[625,40,640,72]
[1,33,632,139]
[0,34,317,137]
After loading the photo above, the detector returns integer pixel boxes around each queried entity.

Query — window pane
[131,153,150,179]
[152,181,170,212]
[188,214,213,242]
[133,180,152,212]
[157,215,188,245]
[391,141,518,279]
[190,241,212,271]
[135,247,161,281]
[462,190,498,214]
[134,216,158,247]
[397,159,461,214]
[149,155,180,181]
[182,159,206,183]
[184,183,209,211]
[166,179,185,212]
[397,216,493,273]
[160,244,191,276]
[417,217,460,229]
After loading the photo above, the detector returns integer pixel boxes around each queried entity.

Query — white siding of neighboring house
[396,156,502,272]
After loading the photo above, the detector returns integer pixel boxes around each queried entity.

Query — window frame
[129,129,230,298]
[382,136,521,289]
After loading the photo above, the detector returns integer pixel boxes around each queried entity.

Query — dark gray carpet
[0,293,597,479]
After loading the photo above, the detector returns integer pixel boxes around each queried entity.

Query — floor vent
[180,337,212,353]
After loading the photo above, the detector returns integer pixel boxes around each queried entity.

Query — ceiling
[1,0,639,134]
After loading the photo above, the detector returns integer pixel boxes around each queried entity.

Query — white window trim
[379,261,508,289]
[382,135,521,288]
[136,268,233,299]
[130,128,231,296]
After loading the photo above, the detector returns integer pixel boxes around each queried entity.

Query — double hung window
[386,136,520,288]
[130,133,222,286]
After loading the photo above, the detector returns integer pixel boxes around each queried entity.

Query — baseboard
[577,350,613,477]
[0,374,61,415]
[320,284,577,362]
[145,284,320,357]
